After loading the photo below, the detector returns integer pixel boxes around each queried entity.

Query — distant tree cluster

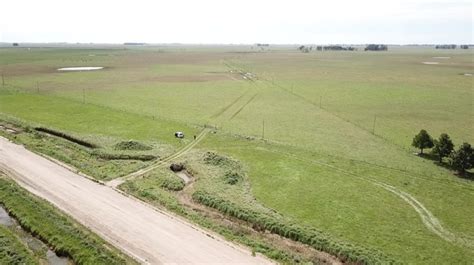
[364,44,387,51]
[460,45,469,49]
[256,43,269,47]
[435,44,457,49]
[12,43,19,47]
[298,45,312,53]
[123,42,145,45]
[316,45,356,51]
[412,130,473,176]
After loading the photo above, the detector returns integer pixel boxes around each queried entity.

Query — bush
[114,140,152,151]
[160,175,185,191]
[224,170,242,185]
[204,152,239,168]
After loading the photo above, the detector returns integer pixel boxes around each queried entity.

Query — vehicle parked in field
[175,131,184,138]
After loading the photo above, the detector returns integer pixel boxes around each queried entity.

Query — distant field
[0,45,473,263]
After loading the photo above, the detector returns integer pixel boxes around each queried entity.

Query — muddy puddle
[0,206,72,265]
[176,171,192,184]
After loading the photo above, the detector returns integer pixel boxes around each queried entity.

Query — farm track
[108,71,261,187]
[264,148,474,249]
[106,128,209,188]
[229,93,259,120]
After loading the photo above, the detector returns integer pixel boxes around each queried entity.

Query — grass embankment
[0,117,166,180]
[192,191,392,264]
[0,175,134,264]
[201,133,474,264]
[193,151,394,264]
[0,225,38,265]
[121,150,395,264]
[119,177,299,264]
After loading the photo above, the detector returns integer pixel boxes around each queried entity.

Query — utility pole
[262,120,265,140]
[372,115,377,134]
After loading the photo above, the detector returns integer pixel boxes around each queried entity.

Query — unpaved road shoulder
[0,137,272,264]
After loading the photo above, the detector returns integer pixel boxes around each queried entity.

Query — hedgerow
[92,151,157,161]
[192,190,396,265]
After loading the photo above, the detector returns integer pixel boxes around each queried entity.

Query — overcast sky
[1,0,472,44]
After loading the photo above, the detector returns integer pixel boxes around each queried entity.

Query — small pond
[57,67,104,71]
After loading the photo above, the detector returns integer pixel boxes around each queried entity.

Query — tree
[412,129,434,154]
[432,133,454,163]
[450,143,474,175]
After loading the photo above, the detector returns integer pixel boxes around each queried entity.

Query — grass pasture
[0,45,473,264]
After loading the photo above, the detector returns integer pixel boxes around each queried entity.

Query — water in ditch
[0,206,72,265]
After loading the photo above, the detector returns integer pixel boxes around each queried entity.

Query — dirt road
[0,137,272,264]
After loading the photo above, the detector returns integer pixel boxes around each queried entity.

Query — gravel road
[0,137,272,264]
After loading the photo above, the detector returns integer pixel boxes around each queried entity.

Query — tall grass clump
[114,140,152,151]
[204,152,244,185]
[0,225,38,264]
[192,190,396,265]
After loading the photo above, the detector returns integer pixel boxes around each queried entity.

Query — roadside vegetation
[119,176,301,264]
[0,225,37,265]
[0,173,134,264]
[0,116,170,181]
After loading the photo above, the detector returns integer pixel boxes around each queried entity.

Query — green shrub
[114,140,152,151]
[223,170,242,185]
[160,175,185,191]
[204,152,239,168]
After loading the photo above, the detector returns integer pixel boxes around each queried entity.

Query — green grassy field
[0,45,473,264]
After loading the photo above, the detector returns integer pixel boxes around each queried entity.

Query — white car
[174,131,184,138]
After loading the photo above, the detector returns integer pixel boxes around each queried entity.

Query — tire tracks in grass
[106,128,209,187]
[229,93,259,120]
[209,88,250,120]
[108,65,261,187]
[223,60,474,248]
[256,147,474,249]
